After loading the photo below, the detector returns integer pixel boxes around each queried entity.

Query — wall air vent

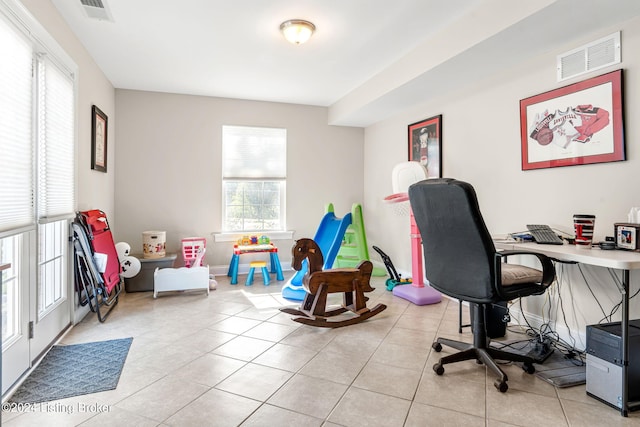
[557,32,620,82]
[80,0,114,22]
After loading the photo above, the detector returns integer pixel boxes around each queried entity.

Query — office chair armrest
[494,250,556,292]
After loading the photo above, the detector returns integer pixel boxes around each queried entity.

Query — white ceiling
[51,0,640,127]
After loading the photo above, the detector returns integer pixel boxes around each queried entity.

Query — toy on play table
[372,245,412,291]
[237,235,270,246]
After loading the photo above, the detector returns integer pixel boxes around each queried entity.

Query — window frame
[221,125,287,234]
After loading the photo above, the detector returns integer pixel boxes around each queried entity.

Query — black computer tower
[470,301,507,339]
[586,320,640,409]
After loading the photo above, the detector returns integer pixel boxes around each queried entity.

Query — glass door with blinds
[1,7,76,395]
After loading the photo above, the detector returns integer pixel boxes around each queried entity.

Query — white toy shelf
[153,265,210,298]
[153,246,211,298]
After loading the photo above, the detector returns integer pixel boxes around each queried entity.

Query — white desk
[494,240,640,416]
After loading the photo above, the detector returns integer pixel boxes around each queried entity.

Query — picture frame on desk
[408,114,442,178]
[520,69,625,171]
[91,105,108,173]
[615,223,640,251]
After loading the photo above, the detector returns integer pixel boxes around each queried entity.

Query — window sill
[212,230,295,243]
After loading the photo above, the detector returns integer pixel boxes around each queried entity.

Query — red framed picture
[408,114,442,178]
[520,69,624,171]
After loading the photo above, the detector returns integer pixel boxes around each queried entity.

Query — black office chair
[408,178,556,392]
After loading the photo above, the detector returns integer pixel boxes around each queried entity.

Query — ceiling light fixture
[280,19,315,45]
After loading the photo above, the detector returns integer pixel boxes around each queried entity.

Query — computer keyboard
[526,224,564,245]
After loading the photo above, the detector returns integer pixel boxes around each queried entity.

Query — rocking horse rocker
[280,238,387,328]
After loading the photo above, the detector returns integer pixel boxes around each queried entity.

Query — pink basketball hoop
[384,192,410,217]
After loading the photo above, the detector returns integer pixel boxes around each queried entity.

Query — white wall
[22,0,116,226]
[114,90,364,268]
[20,0,115,323]
[21,1,640,343]
[363,17,640,347]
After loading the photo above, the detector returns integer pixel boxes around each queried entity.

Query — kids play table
[227,243,284,285]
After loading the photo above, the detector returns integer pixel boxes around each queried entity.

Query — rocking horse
[280,238,386,328]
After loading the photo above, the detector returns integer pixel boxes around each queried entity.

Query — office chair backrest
[408,178,498,303]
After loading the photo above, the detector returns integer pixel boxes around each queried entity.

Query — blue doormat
[9,337,133,404]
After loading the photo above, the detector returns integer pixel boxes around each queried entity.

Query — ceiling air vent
[80,0,114,22]
[557,32,620,82]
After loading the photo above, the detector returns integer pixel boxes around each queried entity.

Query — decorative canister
[142,231,166,259]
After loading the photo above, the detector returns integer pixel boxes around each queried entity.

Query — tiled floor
[3,273,639,426]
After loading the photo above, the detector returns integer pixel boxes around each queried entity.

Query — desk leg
[621,269,629,417]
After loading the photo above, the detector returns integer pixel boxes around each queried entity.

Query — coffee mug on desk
[573,214,595,248]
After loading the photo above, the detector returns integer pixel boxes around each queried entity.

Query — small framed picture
[615,223,640,251]
[408,115,442,178]
[91,105,108,173]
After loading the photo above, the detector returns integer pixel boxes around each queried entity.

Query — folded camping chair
[72,209,122,322]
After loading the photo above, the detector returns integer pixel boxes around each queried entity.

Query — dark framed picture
[408,114,442,178]
[520,69,624,171]
[91,105,108,173]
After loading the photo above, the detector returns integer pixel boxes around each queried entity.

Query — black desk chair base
[458,300,471,333]
[433,302,536,393]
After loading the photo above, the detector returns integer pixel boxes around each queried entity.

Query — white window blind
[37,58,75,220]
[222,126,286,179]
[222,125,287,232]
[0,17,34,232]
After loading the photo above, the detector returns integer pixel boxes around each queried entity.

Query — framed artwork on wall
[91,105,108,173]
[520,69,624,171]
[408,114,442,178]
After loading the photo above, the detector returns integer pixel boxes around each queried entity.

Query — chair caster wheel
[523,362,535,374]
[494,380,508,393]
[433,363,444,375]
[432,342,442,352]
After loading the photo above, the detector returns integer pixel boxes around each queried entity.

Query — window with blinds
[0,8,75,320]
[37,58,75,221]
[222,125,286,232]
[0,16,34,232]
[0,15,75,232]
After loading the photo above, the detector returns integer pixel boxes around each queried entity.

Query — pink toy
[384,162,441,306]
[181,237,206,267]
